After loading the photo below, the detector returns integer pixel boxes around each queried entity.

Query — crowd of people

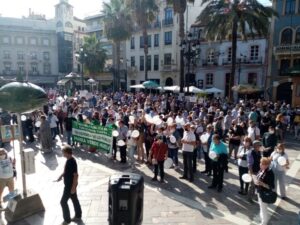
[0,90,298,225]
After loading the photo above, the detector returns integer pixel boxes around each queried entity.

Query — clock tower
[55,0,74,74]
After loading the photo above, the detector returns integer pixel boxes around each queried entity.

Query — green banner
[72,121,113,152]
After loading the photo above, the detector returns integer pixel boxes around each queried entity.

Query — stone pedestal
[5,190,45,223]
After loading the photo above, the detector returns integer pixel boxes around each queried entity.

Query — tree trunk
[143,28,148,81]
[179,12,185,93]
[230,18,238,102]
[116,41,121,91]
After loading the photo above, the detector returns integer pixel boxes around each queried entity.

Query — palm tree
[80,35,107,77]
[197,0,277,101]
[103,0,133,90]
[126,0,159,81]
[167,0,195,92]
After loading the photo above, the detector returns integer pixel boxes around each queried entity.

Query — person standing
[255,157,275,225]
[228,121,244,161]
[200,124,213,176]
[48,111,59,140]
[118,120,128,163]
[64,112,77,146]
[150,135,168,183]
[180,123,196,182]
[208,134,228,192]
[56,145,82,225]
[270,143,289,199]
[262,126,278,157]
[247,140,262,203]
[39,115,53,153]
[0,148,15,209]
[237,137,252,195]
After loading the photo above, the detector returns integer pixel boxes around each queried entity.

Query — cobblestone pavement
[0,135,299,225]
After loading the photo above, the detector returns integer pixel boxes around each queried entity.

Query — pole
[81,62,84,90]
[180,49,185,93]
[187,43,191,94]
[17,114,27,197]
[238,60,241,85]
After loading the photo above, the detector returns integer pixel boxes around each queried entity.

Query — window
[248,73,257,85]
[154,34,159,47]
[130,37,135,49]
[31,52,37,60]
[250,45,259,61]
[3,51,10,59]
[17,51,24,60]
[131,56,135,67]
[207,49,215,63]
[2,36,10,44]
[164,53,172,65]
[154,55,159,71]
[294,58,300,67]
[16,37,24,45]
[280,59,290,75]
[206,73,214,86]
[198,80,204,89]
[147,35,151,48]
[165,8,173,21]
[140,56,144,71]
[29,38,37,45]
[43,52,50,60]
[147,55,151,71]
[164,31,172,45]
[4,62,11,72]
[285,0,295,14]
[44,64,51,75]
[281,28,293,44]
[42,38,50,46]
[65,22,73,28]
[31,63,38,73]
[296,28,300,43]
[140,36,144,48]
[18,62,25,73]
[227,47,232,62]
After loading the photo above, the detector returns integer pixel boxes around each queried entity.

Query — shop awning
[57,79,71,86]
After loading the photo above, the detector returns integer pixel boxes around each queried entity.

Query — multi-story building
[0,0,87,86]
[267,0,300,105]
[190,24,268,98]
[126,0,201,89]
[84,13,117,90]
[0,15,59,86]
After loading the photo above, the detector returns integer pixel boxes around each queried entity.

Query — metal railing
[274,44,300,54]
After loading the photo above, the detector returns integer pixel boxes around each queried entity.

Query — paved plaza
[0,136,299,225]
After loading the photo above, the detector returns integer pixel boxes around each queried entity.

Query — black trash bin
[108,173,144,225]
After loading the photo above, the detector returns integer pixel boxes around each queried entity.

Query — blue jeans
[66,131,72,145]
[183,151,193,181]
[51,127,57,140]
[168,148,178,166]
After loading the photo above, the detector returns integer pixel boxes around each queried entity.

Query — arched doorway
[276,82,292,104]
[165,77,173,86]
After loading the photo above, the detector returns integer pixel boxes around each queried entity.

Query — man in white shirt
[180,123,196,182]
[247,120,260,142]
[48,111,59,140]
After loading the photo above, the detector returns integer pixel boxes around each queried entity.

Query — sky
[0,0,271,20]
[0,0,107,19]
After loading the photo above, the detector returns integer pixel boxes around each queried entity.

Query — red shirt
[151,142,168,161]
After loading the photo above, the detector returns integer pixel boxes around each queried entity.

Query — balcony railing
[162,18,174,27]
[202,59,218,66]
[274,44,300,55]
[222,57,263,65]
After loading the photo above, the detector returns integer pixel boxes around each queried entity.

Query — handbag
[259,188,277,204]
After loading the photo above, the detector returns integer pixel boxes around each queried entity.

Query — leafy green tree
[126,0,159,81]
[197,0,277,100]
[78,35,107,78]
[102,0,133,90]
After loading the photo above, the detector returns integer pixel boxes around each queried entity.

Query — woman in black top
[255,157,275,225]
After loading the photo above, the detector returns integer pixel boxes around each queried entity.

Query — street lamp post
[75,47,87,90]
[180,33,201,94]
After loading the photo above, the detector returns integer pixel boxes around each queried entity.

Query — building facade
[0,16,59,86]
[267,0,300,105]
[126,0,201,89]
[0,0,87,86]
